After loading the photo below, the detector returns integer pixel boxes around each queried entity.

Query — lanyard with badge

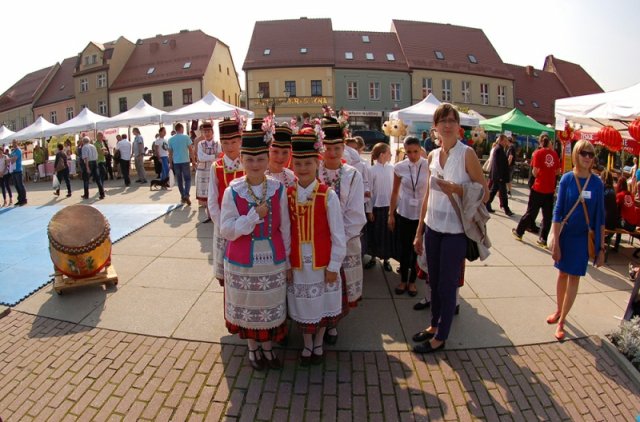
[409,162,422,207]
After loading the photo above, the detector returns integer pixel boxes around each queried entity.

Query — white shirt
[207,154,243,225]
[116,139,132,161]
[369,162,394,208]
[133,135,144,156]
[154,138,169,158]
[394,157,429,220]
[81,143,98,162]
[318,162,366,240]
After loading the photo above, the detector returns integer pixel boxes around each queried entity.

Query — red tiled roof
[243,18,335,70]
[34,57,77,108]
[110,30,217,91]
[0,65,57,113]
[391,20,513,80]
[506,64,569,125]
[543,55,603,97]
[333,31,409,72]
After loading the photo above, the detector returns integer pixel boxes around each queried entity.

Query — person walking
[506,136,517,197]
[9,140,27,206]
[115,134,132,186]
[168,123,194,205]
[80,137,105,200]
[132,128,147,183]
[548,140,605,341]
[53,143,72,197]
[0,148,12,206]
[512,134,560,246]
[94,132,108,184]
[153,127,170,182]
[485,134,513,216]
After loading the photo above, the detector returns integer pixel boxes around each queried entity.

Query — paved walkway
[1,176,640,419]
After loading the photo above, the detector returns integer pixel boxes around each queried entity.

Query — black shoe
[311,346,324,365]
[412,330,435,342]
[262,349,282,370]
[99,194,105,200]
[81,194,88,199]
[486,205,495,213]
[383,261,392,272]
[407,283,418,297]
[324,330,338,345]
[505,209,515,217]
[413,298,430,310]
[66,193,72,197]
[201,217,212,224]
[299,347,313,366]
[248,349,265,371]
[413,341,446,354]
[363,259,376,269]
[455,304,460,315]
[511,228,523,241]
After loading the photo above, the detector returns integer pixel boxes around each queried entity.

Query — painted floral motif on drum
[66,256,95,275]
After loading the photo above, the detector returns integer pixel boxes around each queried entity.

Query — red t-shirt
[531,148,560,194]
[617,190,640,226]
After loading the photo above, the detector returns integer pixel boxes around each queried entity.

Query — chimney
[150,42,159,53]
[525,65,534,77]
[170,39,177,49]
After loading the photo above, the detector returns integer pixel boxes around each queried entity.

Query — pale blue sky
[1,0,638,96]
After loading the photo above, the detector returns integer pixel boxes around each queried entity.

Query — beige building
[109,30,241,114]
[33,57,77,125]
[73,37,135,116]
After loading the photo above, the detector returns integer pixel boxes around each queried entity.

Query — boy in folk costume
[266,126,296,188]
[317,117,366,345]
[287,129,346,365]
[207,119,245,284]
[220,129,290,371]
[195,121,221,222]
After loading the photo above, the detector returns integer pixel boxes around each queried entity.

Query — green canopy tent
[479,108,554,139]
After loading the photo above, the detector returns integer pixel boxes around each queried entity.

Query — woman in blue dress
[549,140,605,341]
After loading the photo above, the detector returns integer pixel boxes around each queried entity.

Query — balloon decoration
[597,125,622,152]
[557,123,574,143]
[629,118,640,142]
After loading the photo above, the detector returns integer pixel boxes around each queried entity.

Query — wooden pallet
[53,265,118,295]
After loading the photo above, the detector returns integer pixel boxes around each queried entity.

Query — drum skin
[48,204,112,279]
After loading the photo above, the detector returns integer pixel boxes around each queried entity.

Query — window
[300,48,307,54]
[462,81,471,103]
[517,99,525,106]
[435,51,445,60]
[345,52,353,60]
[147,67,155,75]
[468,54,478,64]
[386,53,395,61]
[59,84,65,91]
[20,117,27,129]
[97,73,107,88]
[263,48,271,55]
[219,64,222,72]
[66,107,74,120]
[227,67,229,75]
[8,120,15,130]
[142,93,152,105]
[497,85,506,107]
[84,56,89,66]
[98,100,108,115]
[163,90,173,107]
[258,82,270,98]
[362,35,370,43]
[284,81,296,97]
[80,78,88,92]
[442,79,452,102]
[532,101,539,108]
[369,82,380,101]
[183,62,191,69]
[347,81,358,100]
[119,97,127,112]
[365,53,374,60]
[183,88,193,105]
[480,83,489,105]
[50,111,57,124]
[390,83,401,102]
[91,54,97,64]
[422,78,432,98]
[311,80,322,97]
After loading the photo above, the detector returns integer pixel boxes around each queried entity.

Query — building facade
[0,65,57,131]
[33,57,77,125]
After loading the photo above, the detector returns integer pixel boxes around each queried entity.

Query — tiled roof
[34,57,77,108]
[543,55,603,97]
[0,65,56,113]
[110,30,217,91]
[333,31,409,72]
[243,18,335,70]
[506,64,569,125]
[391,20,513,79]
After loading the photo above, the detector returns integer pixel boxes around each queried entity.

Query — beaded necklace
[266,168,292,188]
[245,177,272,239]
[321,163,342,197]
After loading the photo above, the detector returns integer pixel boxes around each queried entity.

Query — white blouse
[394,157,429,220]
[369,162,394,208]
[207,154,243,225]
[318,163,367,240]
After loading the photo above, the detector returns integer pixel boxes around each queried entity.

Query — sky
[1,0,638,96]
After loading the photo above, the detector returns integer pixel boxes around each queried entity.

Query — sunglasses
[579,150,595,158]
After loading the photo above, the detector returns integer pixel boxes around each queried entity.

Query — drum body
[48,204,112,279]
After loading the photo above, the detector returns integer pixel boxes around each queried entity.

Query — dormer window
[59,84,65,91]
[345,52,353,60]
[386,53,395,61]
[147,67,155,75]
[517,98,525,106]
[300,48,307,54]
[183,62,191,69]
[362,35,370,43]
[532,101,540,108]
[467,54,478,64]
[365,53,374,60]
[162,39,169,44]
[263,49,271,55]
[434,51,445,60]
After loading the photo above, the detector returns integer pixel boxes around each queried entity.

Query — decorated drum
[48,204,112,278]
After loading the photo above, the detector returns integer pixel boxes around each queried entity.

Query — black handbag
[465,236,480,261]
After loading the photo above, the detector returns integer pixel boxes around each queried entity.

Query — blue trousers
[160,156,169,180]
[173,162,191,199]
[425,227,466,341]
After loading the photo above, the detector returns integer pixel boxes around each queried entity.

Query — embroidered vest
[287,183,331,270]
[214,158,244,208]
[225,184,286,266]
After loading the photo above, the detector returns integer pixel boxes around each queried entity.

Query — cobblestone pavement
[1,311,640,421]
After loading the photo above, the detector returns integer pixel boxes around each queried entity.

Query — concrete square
[127,257,213,291]
[361,266,393,299]
[603,291,633,312]
[493,242,554,266]
[569,292,628,337]
[108,255,155,285]
[467,250,513,267]
[525,265,600,295]
[583,266,633,293]
[112,235,179,257]
[464,266,546,299]
[185,223,214,239]
[160,237,213,260]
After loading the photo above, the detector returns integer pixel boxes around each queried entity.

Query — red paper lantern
[598,126,622,152]
[629,118,640,142]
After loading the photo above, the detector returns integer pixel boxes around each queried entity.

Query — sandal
[311,345,324,365]
[248,348,265,371]
[262,348,282,370]
[546,311,561,325]
[300,347,313,366]
[554,323,565,341]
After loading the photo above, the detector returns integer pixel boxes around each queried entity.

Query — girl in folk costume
[287,130,346,365]
[317,117,366,345]
[220,130,290,371]
[207,119,245,284]
[195,121,221,220]
[266,126,296,188]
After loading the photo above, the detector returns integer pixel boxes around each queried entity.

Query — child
[208,119,245,285]
[220,129,290,371]
[266,126,296,188]
[365,142,394,271]
[287,129,346,365]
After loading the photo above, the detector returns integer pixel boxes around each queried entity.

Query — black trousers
[487,179,509,211]
[396,213,419,284]
[119,160,131,185]
[84,161,104,196]
[515,189,554,241]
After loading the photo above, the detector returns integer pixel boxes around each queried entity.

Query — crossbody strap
[573,173,592,229]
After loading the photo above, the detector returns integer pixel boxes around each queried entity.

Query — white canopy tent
[11,116,59,142]
[161,92,254,124]
[389,94,480,126]
[0,125,15,143]
[45,107,108,137]
[555,81,640,137]
[96,99,165,130]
